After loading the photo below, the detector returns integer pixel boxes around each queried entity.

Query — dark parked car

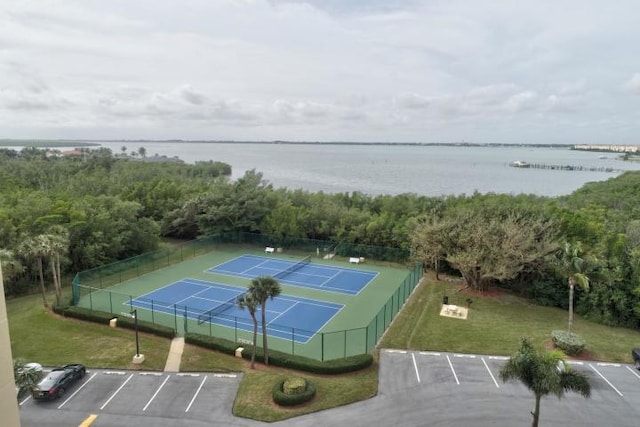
[32,364,86,401]
[633,348,640,370]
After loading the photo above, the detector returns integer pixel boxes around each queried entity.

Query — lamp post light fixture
[130,309,145,364]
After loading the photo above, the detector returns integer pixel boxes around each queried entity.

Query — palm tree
[44,226,69,306]
[556,242,590,334]
[236,292,260,369]
[18,235,50,308]
[247,275,281,365]
[500,338,591,427]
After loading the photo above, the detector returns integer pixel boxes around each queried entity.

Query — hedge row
[184,332,373,374]
[54,305,176,338]
[272,378,316,406]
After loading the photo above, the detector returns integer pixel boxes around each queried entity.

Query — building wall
[0,264,21,427]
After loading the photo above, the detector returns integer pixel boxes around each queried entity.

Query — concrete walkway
[163,337,185,372]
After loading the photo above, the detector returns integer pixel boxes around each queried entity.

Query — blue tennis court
[207,254,377,295]
[126,278,343,343]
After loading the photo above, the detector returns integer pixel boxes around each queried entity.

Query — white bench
[265,247,275,254]
[349,257,360,264]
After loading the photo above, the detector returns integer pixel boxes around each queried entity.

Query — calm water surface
[91,142,640,197]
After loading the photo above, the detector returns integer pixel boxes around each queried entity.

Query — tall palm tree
[18,236,50,308]
[556,242,590,334]
[247,275,281,365]
[236,292,260,369]
[45,226,69,306]
[500,338,591,427]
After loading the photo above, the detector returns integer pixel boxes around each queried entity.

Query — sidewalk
[163,337,185,372]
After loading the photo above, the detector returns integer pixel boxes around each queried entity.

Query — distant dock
[509,161,620,173]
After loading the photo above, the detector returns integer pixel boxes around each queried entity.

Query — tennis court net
[274,256,311,280]
[197,292,244,325]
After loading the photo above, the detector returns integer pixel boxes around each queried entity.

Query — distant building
[573,144,640,153]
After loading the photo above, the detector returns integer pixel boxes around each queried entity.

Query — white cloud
[626,73,640,94]
[1,0,640,143]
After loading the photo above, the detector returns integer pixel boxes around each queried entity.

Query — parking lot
[19,369,250,427]
[19,351,640,427]
[380,349,640,398]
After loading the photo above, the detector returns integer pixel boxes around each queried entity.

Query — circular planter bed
[272,377,316,406]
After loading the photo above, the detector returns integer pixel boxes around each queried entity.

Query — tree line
[1,147,640,330]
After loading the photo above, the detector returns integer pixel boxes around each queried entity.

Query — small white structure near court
[265,246,275,254]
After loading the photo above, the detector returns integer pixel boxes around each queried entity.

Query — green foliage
[184,333,373,374]
[272,378,316,406]
[55,306,176,338]
[551,330,586,356]
[500,338,590,427]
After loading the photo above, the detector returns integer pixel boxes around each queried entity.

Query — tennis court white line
[589,364,623,397]
[267,301,298,326]
[446,355,460,385]
[100,374,134,410]
[185,375,207,412]
[481,357,500,388]
[143,375,171,411]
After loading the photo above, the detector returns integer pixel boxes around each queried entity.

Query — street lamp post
[130,309,145,364]
[131,309,140,357]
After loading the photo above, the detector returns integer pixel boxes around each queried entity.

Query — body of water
[12,142,640,197]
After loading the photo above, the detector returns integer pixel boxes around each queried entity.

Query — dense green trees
[3,147,640,331]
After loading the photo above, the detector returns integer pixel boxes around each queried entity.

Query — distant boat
[510,160,530,168]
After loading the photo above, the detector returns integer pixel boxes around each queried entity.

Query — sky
[2,0,640,144]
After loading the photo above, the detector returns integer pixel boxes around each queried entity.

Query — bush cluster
[272,377,316,406]
[54,305,176,338]
[184,333,373,374]
[551,330,586,356]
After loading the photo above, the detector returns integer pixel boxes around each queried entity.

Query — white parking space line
[213,373,237,378]
[419,351,441,356]
[19,395,32,406]
[446,355,460,385]
[385,349,407,354]
[488,356,508,361]
[454,354,476,359]
[58,372,97,409]
[625,366,640,380]
[411,353,421,383]
[589,364,624,397]
[185,375,208,412]
[481,357,500,388]
[143,375,171,411]
[597,362,620,367]
[100,374,134,410]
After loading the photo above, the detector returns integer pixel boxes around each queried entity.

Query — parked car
[633,348,640,370]
[32,364,86,401]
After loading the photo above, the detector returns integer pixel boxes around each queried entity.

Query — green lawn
[8,292,171,371]
[380,274,640,363]
[8,274,640,423]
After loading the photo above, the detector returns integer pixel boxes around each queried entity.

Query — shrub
[551,330,586,356]
[184,332,373,374]
[57,306,176,338]
[272,377,316,406]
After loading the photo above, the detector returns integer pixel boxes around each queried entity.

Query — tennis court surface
[128,278,343,343]
[207,254,377,295]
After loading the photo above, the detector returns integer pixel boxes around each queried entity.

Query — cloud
[1,0,640,143]
[626,73,640,94]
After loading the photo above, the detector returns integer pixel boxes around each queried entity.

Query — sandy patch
[439,304,468,320]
